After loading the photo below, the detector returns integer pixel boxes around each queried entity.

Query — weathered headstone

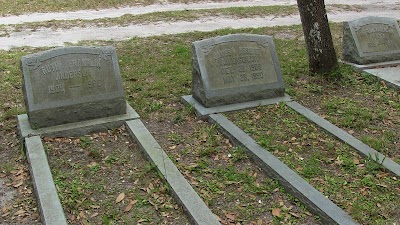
[191,34,285,107]
[342,16,400,65]
[21,46,126,129]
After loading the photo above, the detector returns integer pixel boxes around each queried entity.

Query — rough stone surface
[342,16,400,64]
[21,46,126,129]
[192,34,285,107]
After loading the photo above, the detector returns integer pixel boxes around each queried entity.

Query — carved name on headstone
[342,16,400,64]
[192,34,285,107]
[21,46,126,128]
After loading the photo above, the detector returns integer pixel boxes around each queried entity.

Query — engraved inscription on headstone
[205,41,278,90]
[192,34,284,107]
[21,46,126,128]
[342,16,400,64]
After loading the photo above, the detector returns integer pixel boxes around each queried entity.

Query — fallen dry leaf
[115,193,125,203]
[78,211,85,219]
[14,209,25,216]
[148,182,154,190]
[272,208,281,217]
[289,212,300,218]
[124,200,138,212]
[13,181,23,188]
[225,213,236,221]
[377,173,389,179]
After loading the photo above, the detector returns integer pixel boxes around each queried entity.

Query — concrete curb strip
[181,94,292,118]
[18,102,139,138]
[286,101,400,177]
[208,113,359,225]
[25,136,67,225]
[125,119,221,225]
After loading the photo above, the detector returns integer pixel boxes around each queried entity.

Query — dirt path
[0,0,399,50]
[0,0,396,25]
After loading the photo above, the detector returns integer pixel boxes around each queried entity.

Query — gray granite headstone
[342,16,400,65]
[21,46,126,129]
[192,34,285,107]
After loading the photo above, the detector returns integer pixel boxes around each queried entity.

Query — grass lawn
[0,4,399,225]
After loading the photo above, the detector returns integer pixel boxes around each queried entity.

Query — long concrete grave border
[24,135,68,225]
[182,94,400,224]
[286,101,400,177]
[208,113,358,225]
[126,119,220,225]
[18,102,220,225]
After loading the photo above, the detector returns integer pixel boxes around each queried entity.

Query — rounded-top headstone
[21,46,126,129]
[342,16,400,65]
[191,34,285,107]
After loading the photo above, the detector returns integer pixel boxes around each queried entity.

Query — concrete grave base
[342,59,400,70]
[18,101,139,139]
[342,60,400,91]
[182,94,292,118]
[363,66,400,90]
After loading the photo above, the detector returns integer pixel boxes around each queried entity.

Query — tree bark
[297,0,338,74]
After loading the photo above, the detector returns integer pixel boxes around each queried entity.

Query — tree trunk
[297,0,338,74]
